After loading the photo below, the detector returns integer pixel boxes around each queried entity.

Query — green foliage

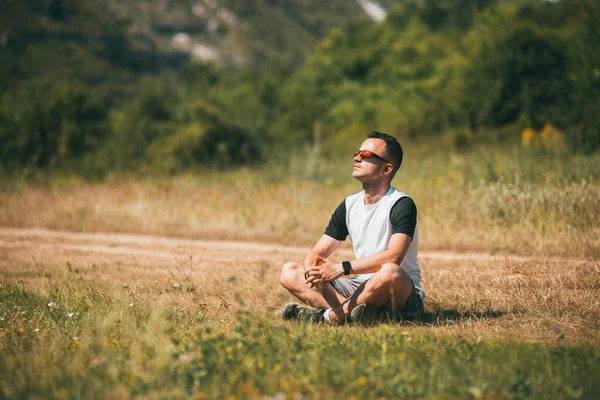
[1,0,599,177]
[103,90,261,174]
[462,3,571,130]
[272,0,598,153]
[563,0,600,153]
[102,85,178,172]
[0,0,165,99]
[387,0,496,32]
[0,78,107,169]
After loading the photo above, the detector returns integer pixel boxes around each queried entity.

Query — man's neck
[362,182,391,205]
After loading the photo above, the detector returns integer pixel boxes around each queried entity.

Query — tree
[0,78,107,170]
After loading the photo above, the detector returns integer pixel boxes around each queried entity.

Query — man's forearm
[304,251,321,269]
[345,233,411,275]
[345,250,398,274]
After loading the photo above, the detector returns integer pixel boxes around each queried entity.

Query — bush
[0,78,108,170]
[143,102,262,174]
[99,85,178,172]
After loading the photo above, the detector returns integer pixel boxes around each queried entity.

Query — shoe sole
[351,304,388,325]
[282,302,300,320]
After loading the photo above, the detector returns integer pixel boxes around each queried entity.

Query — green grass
[1,143,599,398]
[1,285,598,399]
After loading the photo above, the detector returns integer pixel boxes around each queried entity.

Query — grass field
[2,145,599,257]
[1,145,599,398]
[0,228,599,398]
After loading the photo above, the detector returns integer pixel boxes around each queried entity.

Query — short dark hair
[367,131,403,173]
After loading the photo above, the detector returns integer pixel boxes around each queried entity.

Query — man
[279,131,424,324]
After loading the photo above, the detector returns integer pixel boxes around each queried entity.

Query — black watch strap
[342,261,352,275]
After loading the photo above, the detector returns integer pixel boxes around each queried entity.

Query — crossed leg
[280,261,414,323]
[279,262,348,309]
[329,263,413,323]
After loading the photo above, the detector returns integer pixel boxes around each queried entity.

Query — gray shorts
[331,277,425,318]
[330,277,365,298]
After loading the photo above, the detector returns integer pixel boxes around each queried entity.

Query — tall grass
[1,281,598,399]
[1,144,598,257]
[1,155,599,398]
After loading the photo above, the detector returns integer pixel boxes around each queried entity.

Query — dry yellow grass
[2,150,599,397]
[1,228,598,345]
[1,171,598,257]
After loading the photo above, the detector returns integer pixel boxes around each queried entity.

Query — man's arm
[303,234,343,272]
[314,196,417,282]
[304,199,348,273]
[312,233,411,282]
[344,233,411,273]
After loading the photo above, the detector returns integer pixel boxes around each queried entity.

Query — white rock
[358,0,387,22]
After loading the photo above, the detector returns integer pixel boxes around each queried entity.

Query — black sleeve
[324,200,348,241]
[390,197,417,240]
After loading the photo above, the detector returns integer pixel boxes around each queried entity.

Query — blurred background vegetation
[0,0,598,178]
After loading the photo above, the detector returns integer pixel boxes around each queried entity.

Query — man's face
[352,138,392,183]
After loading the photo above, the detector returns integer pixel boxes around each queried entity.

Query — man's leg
[329,263,413,323]
[280,262,348,309]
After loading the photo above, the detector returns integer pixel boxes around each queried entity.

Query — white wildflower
[178,353,195,361]
[91,356,108,367]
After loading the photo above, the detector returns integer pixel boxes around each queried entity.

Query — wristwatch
[342,261,352,275]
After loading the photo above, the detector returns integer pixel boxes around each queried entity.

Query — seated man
[280,131,424,324]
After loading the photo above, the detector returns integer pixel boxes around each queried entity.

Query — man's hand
[305,255,344,286]
[302,234,343,288]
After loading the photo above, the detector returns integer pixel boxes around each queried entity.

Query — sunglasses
[354,149,389,163]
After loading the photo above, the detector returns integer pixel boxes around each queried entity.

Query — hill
[1,0,598,176]
[0,0,396,90]
[104,0,397,65]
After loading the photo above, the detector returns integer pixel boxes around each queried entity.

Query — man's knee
[280,261,302,287]
[374,263,411,288]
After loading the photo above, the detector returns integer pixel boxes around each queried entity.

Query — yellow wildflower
[541,122,565,148]
[357,376,369,385]
[521,127,536,147]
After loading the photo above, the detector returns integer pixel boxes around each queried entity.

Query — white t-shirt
[324,186,424,297]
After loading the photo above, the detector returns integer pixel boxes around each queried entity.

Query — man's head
[352,131,403,183]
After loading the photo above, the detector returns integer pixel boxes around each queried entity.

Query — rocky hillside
[104,0,397,65]
[0,0,396,69]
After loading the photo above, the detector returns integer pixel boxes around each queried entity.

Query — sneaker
[298,307,327,324]
[282,302,300,320]
[350,304,389,325]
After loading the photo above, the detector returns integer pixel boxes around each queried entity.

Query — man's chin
[352,172,365,181]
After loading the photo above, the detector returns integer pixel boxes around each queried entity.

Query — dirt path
[0,227,587,265]
[1,226,597,345]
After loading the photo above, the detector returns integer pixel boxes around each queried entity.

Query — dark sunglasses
[354,149,389,163]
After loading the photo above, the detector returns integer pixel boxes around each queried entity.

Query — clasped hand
[305,255,344,287]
